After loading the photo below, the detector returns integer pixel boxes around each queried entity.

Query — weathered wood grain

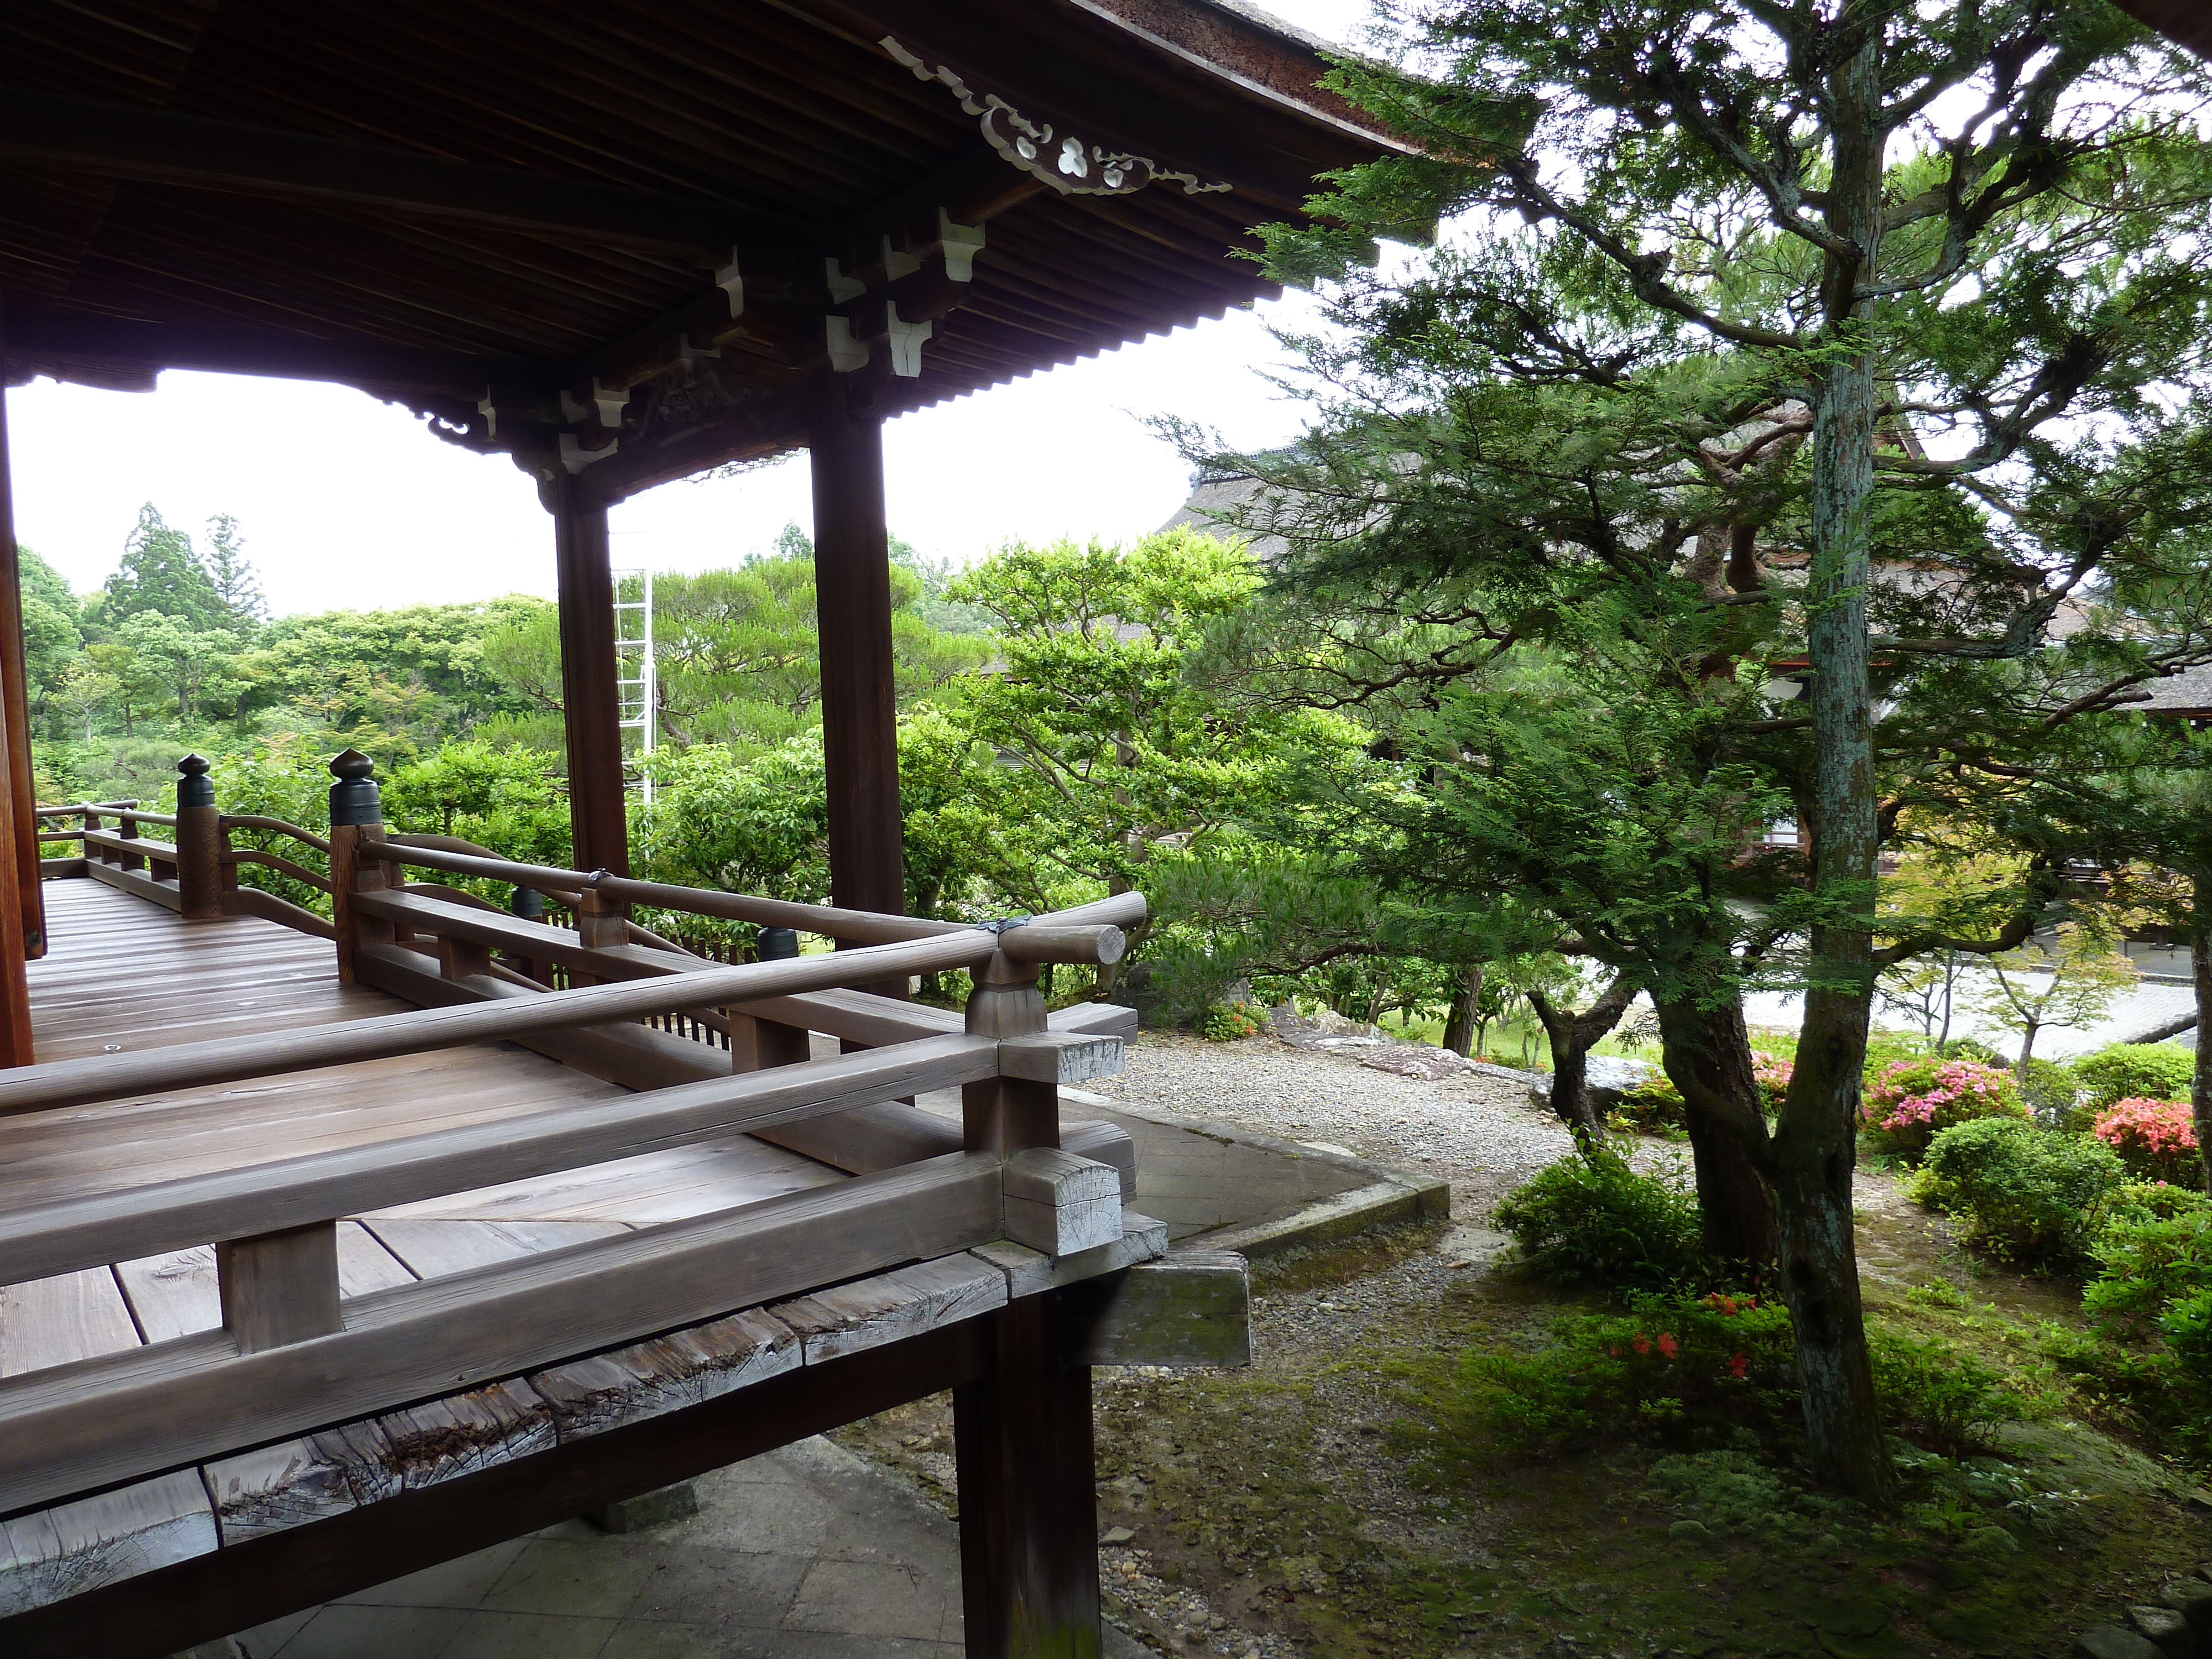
[969,1214,1171,1299]
[0,1472,216,1618]
[219,1222,343,1353]
[0,1266,140,1375]
[770,1253,1006,1364]
[1001,1147,1124,1256]
[529,1307,801,1439]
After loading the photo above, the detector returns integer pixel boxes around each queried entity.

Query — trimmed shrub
[2075,1044,2197,1114]
[1862,1057,2027,1162]
[2094,1098,2201,1185]
[1911,1118,2126,1264]
[1871,1329,2028,1452]
[1199,1002,1265,1041]
[1494,1150,1710,1290]
[2084,1201,2212,1340]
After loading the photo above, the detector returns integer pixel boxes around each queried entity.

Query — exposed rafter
[0,87,763,258]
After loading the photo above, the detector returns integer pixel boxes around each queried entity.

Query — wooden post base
[954,1291,1102,1659]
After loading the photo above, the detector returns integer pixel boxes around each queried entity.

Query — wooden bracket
[1002,1147,1122,1256]
[998,1031,1122,1086]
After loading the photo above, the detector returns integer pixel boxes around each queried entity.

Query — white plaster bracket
[885,305,932,378]
[714,249,744,316]
[938,208,985,283]
[824,257,865,304]
[559,432,620,473]
[591,379,630,427]
[825,315,869,373]
[879,237,921,283]
[475,394,498,439]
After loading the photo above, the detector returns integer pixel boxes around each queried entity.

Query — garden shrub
[2084,1201,2212,1341]
[1609,1074,1686,1137]
[1862,1057,2027,1162]
[1493,1150,1709,1289]
[2020,1056,2082,1129]
[1199,1001,1265,1041]
[2074,1043,2197,1114]
[1910,1118,2126,1264]
[2094,1098,2201,1185]
[1456,1290,1796,1454]
[1869,1329,2028,1452]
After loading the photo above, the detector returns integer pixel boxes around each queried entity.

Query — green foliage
[2020,1056,2083,1131]
[1610,1074,1688,1138]
[1493,1150,1711,1291]
[1870,1330,2028,1453]
[1455,1290,1796,1456]
[1910,1119,2127,1265]
[1199,1003,1266,1041]
[2074,1044,2198,1114]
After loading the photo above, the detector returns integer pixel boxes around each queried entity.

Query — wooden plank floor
[1,880,848,1378]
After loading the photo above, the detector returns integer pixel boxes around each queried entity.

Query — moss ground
[838,1187,2211,1657]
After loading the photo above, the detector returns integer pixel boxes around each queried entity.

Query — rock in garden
[2125,1605,2188,1658]
[2074,1624,2165,1659]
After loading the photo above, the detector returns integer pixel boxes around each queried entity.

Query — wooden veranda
[0,759,1250,1657]
[0,4,1383,1652]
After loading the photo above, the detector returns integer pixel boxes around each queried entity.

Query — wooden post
[0,296,48,962]
[327,750,389,985]
[570,877,628,987]
[218,1222,343,1353]
[953,938,1099,1658]
[961,945,1058,1155]
[173,757,220,925]
[551,472,630,878]
[117,811,144,872]
[808,379,905,958]
[729,925,811,1069]
[80,804,100,867]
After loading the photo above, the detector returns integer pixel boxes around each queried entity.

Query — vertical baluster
[728,925,810,1069]
[218,1222,343,1353]
[117,810,144,872]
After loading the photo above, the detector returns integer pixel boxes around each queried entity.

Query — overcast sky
[3,0,1378,619]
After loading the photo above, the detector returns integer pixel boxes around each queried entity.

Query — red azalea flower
[1729,1352,1747,1379]
[1632,1333,1651,1355]
[1657,1333,1679,1360]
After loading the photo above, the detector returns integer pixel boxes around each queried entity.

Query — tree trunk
[1441,965,1483,1057]
[1527,979,1636,1149]
[1656,995,1782,1272]
[2015,1021,2040,1081]
[2193,906,2212,1193]
[1778,22,1889,1501]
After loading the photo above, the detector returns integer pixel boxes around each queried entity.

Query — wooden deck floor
[2,879,848,1379]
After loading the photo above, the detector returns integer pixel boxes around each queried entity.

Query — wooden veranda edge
[0,1319,995,1659]
[0,1153,1004,1517]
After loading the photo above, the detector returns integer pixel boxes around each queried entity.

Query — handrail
[363,839,973,945]
[226,848,335,893]
[0,927,1003,1118]
[220,814,333,855]
[116,809,178,828]
[35,800,134,816]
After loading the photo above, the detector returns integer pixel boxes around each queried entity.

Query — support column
[0,297,46,960]
[551,473,629,877]
[808,378,904,922]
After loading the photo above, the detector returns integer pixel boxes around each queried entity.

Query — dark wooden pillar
[956,1293,1104,1659]
[808,380,904,920]
[551,473,629,877]
[0,297,46,961]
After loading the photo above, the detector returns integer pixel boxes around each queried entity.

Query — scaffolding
[612,567,656,805]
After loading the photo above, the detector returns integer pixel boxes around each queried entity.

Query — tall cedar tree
[1209,0,2212,1493]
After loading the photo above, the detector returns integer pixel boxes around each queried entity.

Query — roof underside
[0,1,1399,494]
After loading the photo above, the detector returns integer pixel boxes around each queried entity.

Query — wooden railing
[0,748,1146,1524]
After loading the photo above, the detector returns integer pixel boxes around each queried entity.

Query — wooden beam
[0,924,997,1118]
[0,86,760,255]
[551,473,630,877]
[0,1152,1004,1517]
[0,1032,1000,1286]
[0,299,44,973]
[0,1321,992,1659]
[810,377,906,942]
[1,310,531,400]
[2113,0,2212,56]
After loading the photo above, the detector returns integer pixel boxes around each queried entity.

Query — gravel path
[1087,1029,1584,1215]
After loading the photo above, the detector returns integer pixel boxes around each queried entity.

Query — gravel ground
[1087,1028,1585,1215]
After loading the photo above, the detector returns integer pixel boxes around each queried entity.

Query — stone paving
[227,1434,1147,1659]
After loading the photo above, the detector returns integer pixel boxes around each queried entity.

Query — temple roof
[0,1,1407,500]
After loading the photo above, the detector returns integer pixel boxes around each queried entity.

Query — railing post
[961,937,1057,1155]
[79,803,97,866]
[729,925,810,1070]
[217,1221,343,1353]
[175,754,222,920]
[327,750,390,985]
[954,941,1100,1659]
[117,808,143,872]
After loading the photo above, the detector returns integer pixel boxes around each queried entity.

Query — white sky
[3,0,1378,619]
